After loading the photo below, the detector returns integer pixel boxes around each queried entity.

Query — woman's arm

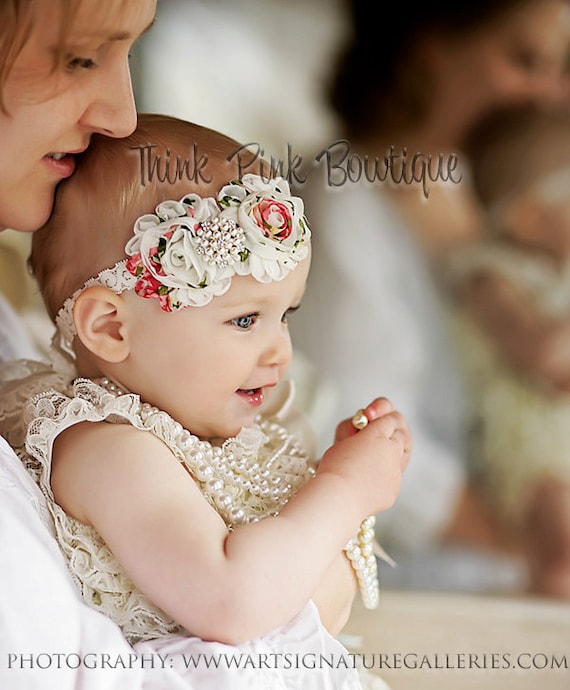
[51,403,409,645]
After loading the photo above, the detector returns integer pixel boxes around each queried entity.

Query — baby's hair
[463,102,570,208]
[0,0,71,109]
[0,0,138,112]
[31,114,251,321]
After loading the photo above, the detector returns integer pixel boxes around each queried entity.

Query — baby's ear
[73,286,130,363]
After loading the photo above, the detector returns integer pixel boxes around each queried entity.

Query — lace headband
[54,174,310,347]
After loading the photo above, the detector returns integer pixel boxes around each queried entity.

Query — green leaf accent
[157,236,167,259]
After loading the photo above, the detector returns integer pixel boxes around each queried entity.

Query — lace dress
[0,360,389,690]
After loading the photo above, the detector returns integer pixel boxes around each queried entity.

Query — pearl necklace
[345,516,379,609]
[96,377,379,609]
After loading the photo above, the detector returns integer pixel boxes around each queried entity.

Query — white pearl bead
[195,464,213,481]
[230,507,245,522]
[215,494,232,509]
[206,478,223,493]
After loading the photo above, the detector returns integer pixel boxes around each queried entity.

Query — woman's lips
[236,388,264,407]
[43,152,76,179]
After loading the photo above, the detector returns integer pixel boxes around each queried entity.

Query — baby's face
[500,168,570,259]
[119,253,311,440]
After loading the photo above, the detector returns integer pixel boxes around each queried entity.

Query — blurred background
[129,0,570,599]
[132,0,344,162]
[3,0,570,601]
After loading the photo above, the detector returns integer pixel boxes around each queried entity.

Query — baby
[3,114,410,688]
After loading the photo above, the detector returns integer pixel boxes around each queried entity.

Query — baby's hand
[318,398,412,519]
[333,398,397,443]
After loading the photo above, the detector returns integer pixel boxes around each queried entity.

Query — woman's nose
[79,57,137,138]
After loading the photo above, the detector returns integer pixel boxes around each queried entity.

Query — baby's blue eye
[231,314,257,330]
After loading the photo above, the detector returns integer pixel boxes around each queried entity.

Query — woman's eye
[231,314,257,330]
[66,56,96,71]
[510,45,545,76]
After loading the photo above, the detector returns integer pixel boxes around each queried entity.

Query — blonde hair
[30,114,256,321]
[0,0,77,110]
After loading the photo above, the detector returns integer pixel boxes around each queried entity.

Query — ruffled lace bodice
[2,366,318,644]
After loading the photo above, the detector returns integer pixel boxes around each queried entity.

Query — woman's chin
[1,196,54,233]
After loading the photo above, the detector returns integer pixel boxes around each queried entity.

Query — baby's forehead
[214,255,311,308]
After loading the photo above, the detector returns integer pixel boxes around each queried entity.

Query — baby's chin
[193,420,250,443]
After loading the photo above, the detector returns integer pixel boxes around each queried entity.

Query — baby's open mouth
[236,388,264,407]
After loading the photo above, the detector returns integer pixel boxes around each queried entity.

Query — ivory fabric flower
[124,200,235,310]
[220,175,310,283]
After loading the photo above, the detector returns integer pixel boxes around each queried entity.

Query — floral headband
[55,174,310,347]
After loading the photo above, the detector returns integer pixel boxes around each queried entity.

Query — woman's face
[0,0,156,232]
[428,0,570,145]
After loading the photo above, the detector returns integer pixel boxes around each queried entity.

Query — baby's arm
[51,400,409,645]
[311,552,357,635]
[460,270,570,392]
[311,398,401,634]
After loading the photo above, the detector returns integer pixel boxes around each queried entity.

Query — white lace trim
[55,262,137,347]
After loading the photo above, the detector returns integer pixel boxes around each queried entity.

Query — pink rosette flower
[126,254,164,300]
[219,174,310,283]
[251,198,292,241]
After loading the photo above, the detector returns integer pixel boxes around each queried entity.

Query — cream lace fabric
[1,364,319,644]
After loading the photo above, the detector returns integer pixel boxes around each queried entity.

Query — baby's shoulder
[52,419,176,524]
[54,419,168,472]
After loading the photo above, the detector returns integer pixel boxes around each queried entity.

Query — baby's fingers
[335,398,396,442]
[368,409,407,438]
[363,397,395,422]
[390,428,412,471]
[367,411,412,465]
